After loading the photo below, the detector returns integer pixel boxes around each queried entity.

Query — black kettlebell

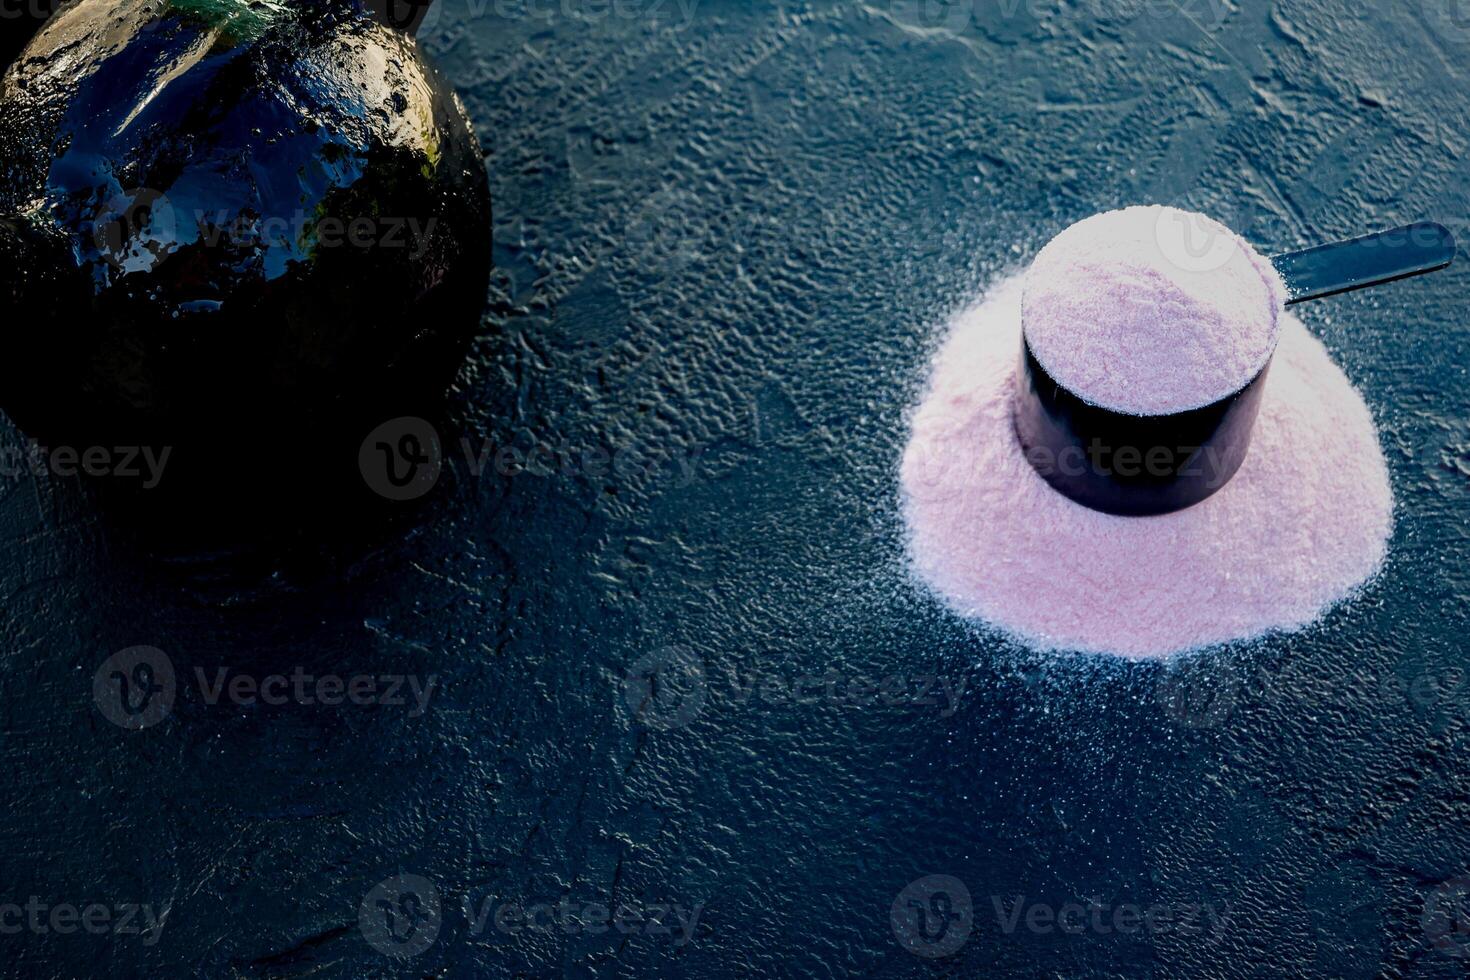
[0,0,489,468]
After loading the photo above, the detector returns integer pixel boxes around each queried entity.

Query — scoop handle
[1272,221,1457,306]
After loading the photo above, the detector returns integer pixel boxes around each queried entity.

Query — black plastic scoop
[1014,221,1458,517]
[1275,220,1457,305]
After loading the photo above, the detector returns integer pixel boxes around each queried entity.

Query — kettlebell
[0,0,490,473]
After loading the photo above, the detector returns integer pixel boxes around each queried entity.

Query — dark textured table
[3,1,1470,976]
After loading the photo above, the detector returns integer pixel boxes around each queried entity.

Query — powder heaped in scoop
[901,273,1392,659]
[1022,205,1286,415]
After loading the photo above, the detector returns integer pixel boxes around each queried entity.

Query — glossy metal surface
[0,0,491,454]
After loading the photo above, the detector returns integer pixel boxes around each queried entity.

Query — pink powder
[1023,206,1287,415]
[901,273,1393,659]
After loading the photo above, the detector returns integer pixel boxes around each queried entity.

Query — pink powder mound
[901,274,1393,660]
[1023,206,1287,415]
